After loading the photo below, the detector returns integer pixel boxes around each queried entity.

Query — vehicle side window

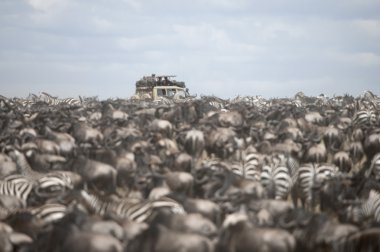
[157,89,166,96]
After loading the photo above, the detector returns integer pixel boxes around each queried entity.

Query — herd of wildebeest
[0,91,380,251]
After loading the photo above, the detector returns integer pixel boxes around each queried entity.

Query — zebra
[34,171,81,199]
[229,161,245,178]
[11,98,34,108]
[2,203,68,227]
[60,97,81,107]
[243,150,262,181]
[40,92,81,107]
[40,92,58,104]
[201,95,226,110]
[361,90,380,110]
[78,190,185,223]
[154,96,176,105]
[260,154,293,200]
[29,203,68,225]
[347,189,380,224]
[365,153,380,179]
[353,109,378,129]
[297,163,338,210]
[229,147,261,181]
[8,150,80,201]
[0,177,34,206]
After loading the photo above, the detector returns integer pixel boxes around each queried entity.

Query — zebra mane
[41,92,58,99]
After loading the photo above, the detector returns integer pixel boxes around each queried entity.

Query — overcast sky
[0,0,379,99]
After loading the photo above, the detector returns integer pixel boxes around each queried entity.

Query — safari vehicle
[135,74,190,100]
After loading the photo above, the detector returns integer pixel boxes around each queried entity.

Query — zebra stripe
[1,176,34,205]
[60,97,81,106]
[79,190,185,222]
[349,190,380,223]
[244,151,261,181]
[297,163,338,210]
[40,92,81,107]
[12,98,34,108]
[201,96,226,110]
[0,201,67,224]
[365,153,380,179]
[260,154,293,200]
[34,171,81,200]
[230,161,244,177]
[30,203,68,224]
[201,158,227,172]
[229,150,261,181]
[8,151,78,200]
[35,176,68,198]
[353,110,377,128]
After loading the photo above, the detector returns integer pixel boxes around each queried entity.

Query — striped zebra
[154,96,175,105]
[347,189,380,224]
[79,190,185,223]
[9,150,80,201]
[12,98,34,108]
[365,153,380,179]
[373,99,380,110]
[297,163,338,210]
[229,148,261,181]
[243,150,262,180]
[0,176,34,207]
[201,96,226,110]
[229,161,244,177]
[29,203,68,225]
[361,90,380,110]
[200,158,226,171]
[2,203,68,226]
[40,92,81,107]
[260,154,294,200]
[34,171,81,199]
[353,109,378,129]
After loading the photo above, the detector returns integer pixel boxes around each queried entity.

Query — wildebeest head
[206,127,238,159]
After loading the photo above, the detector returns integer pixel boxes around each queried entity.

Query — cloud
[172,23,230,50]
[92,17,115,33]
[353,19,380,38]
[354,52,380,66]
[329,51,380,66]
[121,0,142,10]
[25,0,67,12]
[1,0,380,99]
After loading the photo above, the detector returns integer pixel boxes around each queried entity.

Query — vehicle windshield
[175,90,186,98]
